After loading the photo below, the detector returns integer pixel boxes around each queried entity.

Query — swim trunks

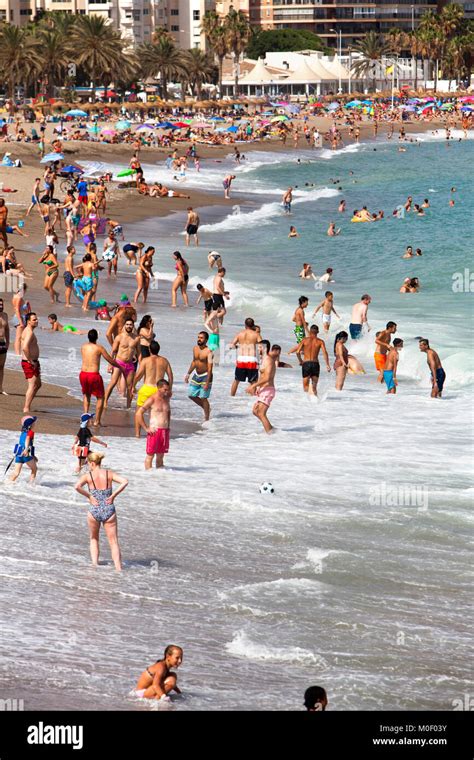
[322,314,331,325]
[63,271,74,287]
[294,325,305,343]
[0,339,7,355]
[302,361,320,378]
[374,352,386,371]
[82,276,93,292]
[116,358,135,377]
[204,298,213,313]
[188,371,212,399]
[186,224,198,235]
[383,370,395,390]
[349,323,362,340]
[137,383,157,407]
[255,385,276,407]
[146,428,170,455]
[208,333,220,351]
[21,359,40,379]
[212,293,225,310]
[79,371,104,399]
[235,353,258,383]
[434,368,446,393]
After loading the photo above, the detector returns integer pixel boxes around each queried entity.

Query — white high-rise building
[155,0,214,50]
[0,0,216,48]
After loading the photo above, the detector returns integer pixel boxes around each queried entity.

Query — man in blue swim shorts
[185,331,213,421]
[383,338,403,394]
[419,339,446,398]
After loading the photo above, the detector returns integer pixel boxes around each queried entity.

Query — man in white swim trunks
[246,340,279,433]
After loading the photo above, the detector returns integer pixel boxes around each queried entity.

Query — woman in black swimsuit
[137,314,155,360]
[171,251,189,308]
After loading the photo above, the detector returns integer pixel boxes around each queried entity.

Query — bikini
[88,470,115,523]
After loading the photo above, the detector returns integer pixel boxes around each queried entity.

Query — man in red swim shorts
[20,312,42,414]
[135,379,171,469]
[80,329,122,427]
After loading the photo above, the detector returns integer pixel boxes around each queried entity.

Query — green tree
[351,32,390,92]
[184,49,215,100]
[34,28,74,98]
[71,15,124,101]
[202,11,229,97]
[0,25,42,99]
[247,28,329,59]
[137,38,188,99]
[224,8,251,95]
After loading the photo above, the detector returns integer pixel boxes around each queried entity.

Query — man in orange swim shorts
[374,321,397,383]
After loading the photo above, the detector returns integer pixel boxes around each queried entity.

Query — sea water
[0,134,472,711]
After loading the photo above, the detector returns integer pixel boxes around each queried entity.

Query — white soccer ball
[260,482,274,494]
[102,248,116,261]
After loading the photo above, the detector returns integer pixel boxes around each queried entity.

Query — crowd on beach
[0,98,465,706]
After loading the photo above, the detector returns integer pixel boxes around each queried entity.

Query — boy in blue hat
[72,413,107,473]
[9,416,38,482]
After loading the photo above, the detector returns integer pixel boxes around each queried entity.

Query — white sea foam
[225,630,327,666]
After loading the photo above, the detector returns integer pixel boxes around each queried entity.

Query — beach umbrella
[65,109,87,117]
[461,105,474,111]
[459,96,474,102]
[209,116,225,121]
[345,100,362,107]
[171,121,188,128]
[271,115,289,122]
[226,125,238,133]
[41,152,64,163]
[101,128,116,135]
[115,120,131,130]
[156,121,177,128]
[327,102,340,110]
[135,124,154,131]
[192,122,209,129]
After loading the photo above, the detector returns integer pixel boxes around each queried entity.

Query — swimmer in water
[134,645,183,700]
[338,199,346,213]
[42,313,86,334]
[327,222,341,237]
[288,226,300,238]
[418,338,446,398]
[402,246,414,259]
[299,263,317,280]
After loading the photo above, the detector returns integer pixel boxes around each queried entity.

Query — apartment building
[0,0,154,46]
[155,0,215,49]
[218,1,442,52]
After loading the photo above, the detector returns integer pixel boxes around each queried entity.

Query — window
[193,10,200,20]
[171,8,179,15]
[132,9,140,19]
[143,8,149,14]
[20,8,33,14]
[171,25,179,31]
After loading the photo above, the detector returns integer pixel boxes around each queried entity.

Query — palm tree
[406,31,421,90]
[351,32,390,92]
[202,11,229,97]
[184,49,215,100]
[137,38,188,99]
[34,28,74,98]
[71,15,124,101]
[0,25,42,99]
[224,8,251,95]
[418,11,444,91]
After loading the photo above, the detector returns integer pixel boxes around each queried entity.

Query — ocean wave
[225,629,327,666]
[199,187,339,233]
